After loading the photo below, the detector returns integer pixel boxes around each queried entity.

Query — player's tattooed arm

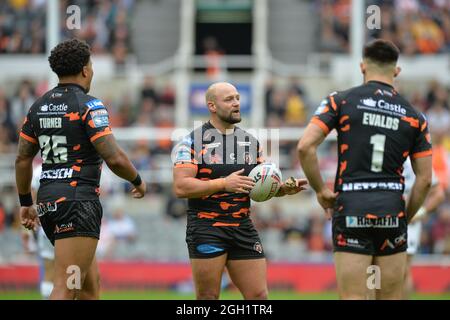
[92,134,140,183]
[17,137,40,158]
[15,137,39,194]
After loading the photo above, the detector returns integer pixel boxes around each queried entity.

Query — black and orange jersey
[20,83,113,202]
[173,121,263,226]
[312,80,432,194]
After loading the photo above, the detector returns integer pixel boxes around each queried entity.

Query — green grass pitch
[1,290,449,300]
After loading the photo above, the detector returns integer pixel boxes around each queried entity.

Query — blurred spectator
[10,79,35,129]
[96,218,116,260]
[159,83,175,106]
[0,89,16,144]
[427,101,450,136]
[284,87,307,126]
[0,202,5,232]
[202,36,226,81]
[411,13,445,54]
[141,76,159,105]
[165,193,187,220]
[130,140,152,171]
[318,22,346,53]
[306,215,327,252]
[108,206,137,243]
[116,95,136,127]
[431,206,450,254]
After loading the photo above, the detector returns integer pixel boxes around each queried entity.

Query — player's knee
[382,269,403,289]
[51,283,77,300]
[340,294,367,300]
[245,288,268,300]
[197,290,220,300]
[79,289,99,300]
[79,274,101,300]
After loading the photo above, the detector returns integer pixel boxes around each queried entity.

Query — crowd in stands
[316,0,450,54]
[0,0,134,66]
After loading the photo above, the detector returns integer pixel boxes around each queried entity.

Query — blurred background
[0,0,449,299]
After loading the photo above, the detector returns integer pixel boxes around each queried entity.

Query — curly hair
[48,39,91,77]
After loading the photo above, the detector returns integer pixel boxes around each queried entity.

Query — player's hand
[317,188,338,220]
[224,169,255,194]
[131,181,146,199]
[277,177,308,196]
[20,206,40,231]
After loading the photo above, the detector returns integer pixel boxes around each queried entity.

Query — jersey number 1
[38,135,68,164]
[370,134,386,173]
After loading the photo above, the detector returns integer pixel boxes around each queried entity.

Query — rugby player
[298,39,433,299]
[173,82,307,300]
[15,39,146,299]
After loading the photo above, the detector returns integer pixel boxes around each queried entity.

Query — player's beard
[223,112,241,124]
[219,111,241,124]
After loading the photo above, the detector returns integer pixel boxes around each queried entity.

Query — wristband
[19,193,33,207]
[415,206,427,219]
[131,173,142,186]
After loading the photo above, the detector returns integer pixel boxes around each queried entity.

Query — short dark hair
[363,39,399,65]
[48,39,91,77]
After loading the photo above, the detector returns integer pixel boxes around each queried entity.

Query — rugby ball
[248,163,282,202]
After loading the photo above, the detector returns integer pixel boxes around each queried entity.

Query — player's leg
[403,255,414,299]
[403,222,421,299]
[373,251,406,299]
[191,254,228,299]
[225,223,267,299]
[334,252,373,299]
[51,236,98,300]
[332,215,374,299]
[37,227,55,299]
[77,256,100,300]
[226,258,268,300]
[40,258,54,299]
[373,214,408,300]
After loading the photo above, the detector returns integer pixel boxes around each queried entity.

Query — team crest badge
[253,242,263,254]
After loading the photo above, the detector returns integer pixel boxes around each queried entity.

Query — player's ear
[394,66,401,78]
[81,65,89,78]
[207,101,216,113]
[360,62,366,75]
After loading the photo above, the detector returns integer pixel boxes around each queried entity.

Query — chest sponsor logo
[360,98,406,115]
[38,103,68,114]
